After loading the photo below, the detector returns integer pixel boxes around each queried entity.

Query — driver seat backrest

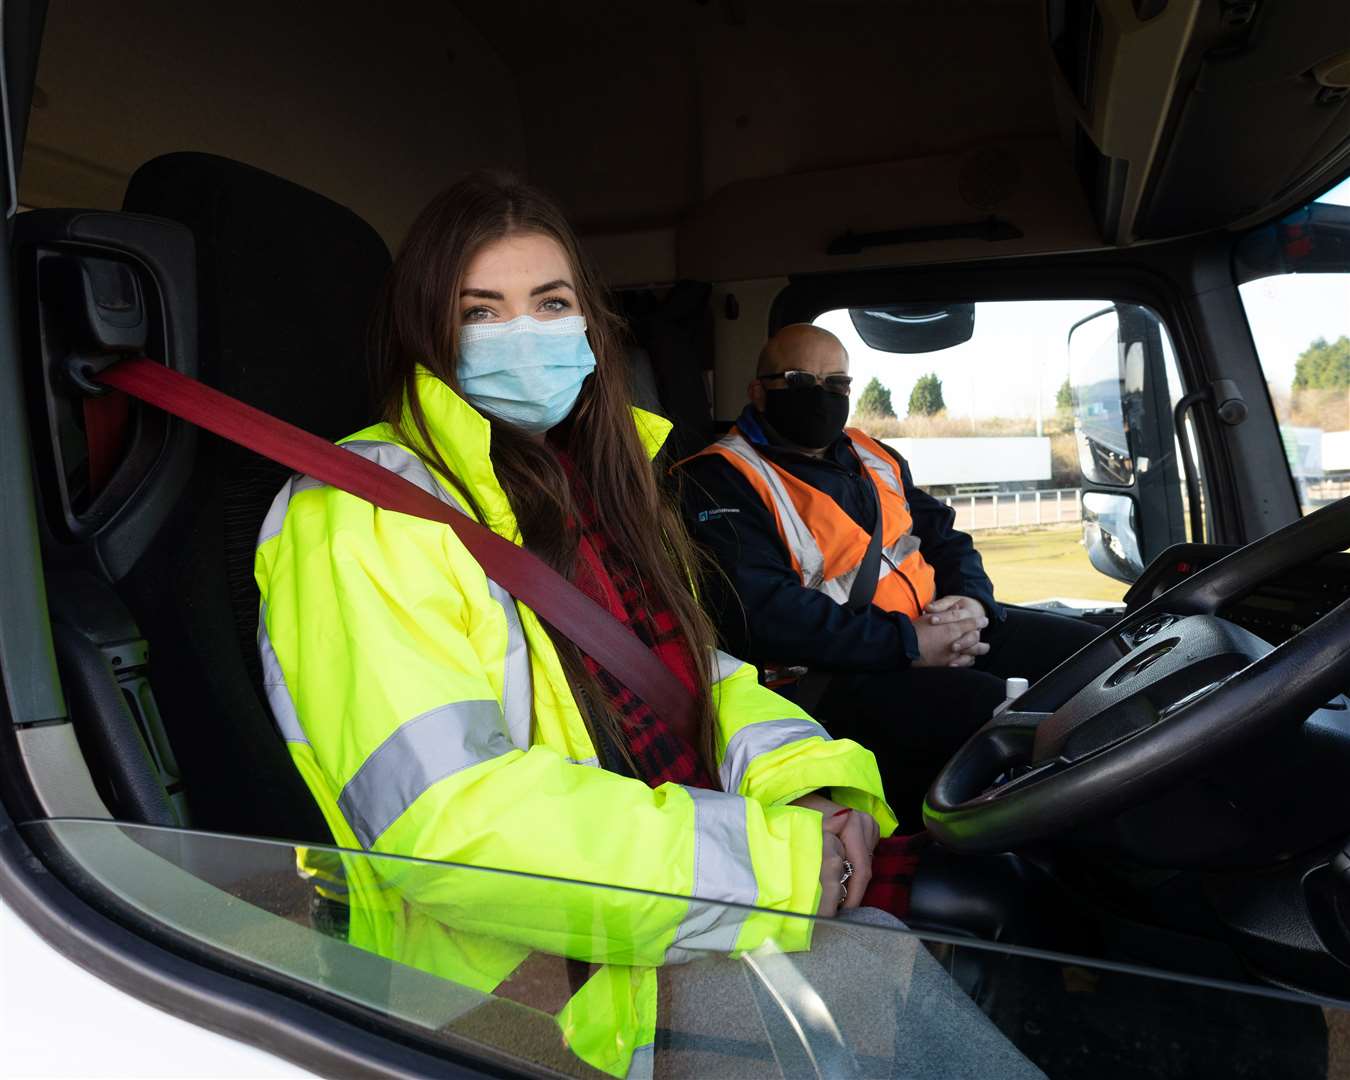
[115,153,391,842]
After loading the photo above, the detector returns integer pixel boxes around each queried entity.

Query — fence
[1306,479,1350,505]
[943,488,1082,532]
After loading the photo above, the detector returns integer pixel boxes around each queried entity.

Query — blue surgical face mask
[457,314,596,434]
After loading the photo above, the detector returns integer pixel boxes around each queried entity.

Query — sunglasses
[760,370,853,395]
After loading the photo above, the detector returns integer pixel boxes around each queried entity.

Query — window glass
[814,300,1193,607]
[1238,176,1350,515]
[23,819,1347,1079]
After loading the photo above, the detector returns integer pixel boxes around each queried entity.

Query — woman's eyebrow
[529,279,574,296]
[460,287,504,300]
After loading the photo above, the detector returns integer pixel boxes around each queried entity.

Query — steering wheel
[923,496,1350,853]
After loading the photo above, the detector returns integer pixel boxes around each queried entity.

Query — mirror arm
[1174,391,1209,545]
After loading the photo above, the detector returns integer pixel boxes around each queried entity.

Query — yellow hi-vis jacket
[254,368,898,1078]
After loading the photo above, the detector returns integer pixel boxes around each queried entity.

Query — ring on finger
[839,859,853,886]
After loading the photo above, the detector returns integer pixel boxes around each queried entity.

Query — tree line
[1293,335,1350,391]
[854,373,945,419]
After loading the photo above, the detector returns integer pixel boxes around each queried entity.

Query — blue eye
[538,296,572,314]
[462,306,494,322]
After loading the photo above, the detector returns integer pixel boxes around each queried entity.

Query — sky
[815,176,1350,422]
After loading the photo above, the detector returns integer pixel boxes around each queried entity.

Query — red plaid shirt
[561,453,715,789]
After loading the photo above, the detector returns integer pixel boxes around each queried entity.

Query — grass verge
[975,524,1127,605]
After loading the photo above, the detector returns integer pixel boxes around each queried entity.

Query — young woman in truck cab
[253,172,1038,1077]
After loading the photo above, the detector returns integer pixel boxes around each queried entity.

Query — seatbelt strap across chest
[844,449,885,614]
[92,357,703,744]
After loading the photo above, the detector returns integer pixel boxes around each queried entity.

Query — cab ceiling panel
[694,2,1057,195]
[460,0,1059,231]
[22,0,526,244]
[678,134,1098,281]
[454,0,710,223]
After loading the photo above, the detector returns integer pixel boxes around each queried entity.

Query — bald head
[747,326,852,447]
[747,325,851,451]
[756,324,849,378]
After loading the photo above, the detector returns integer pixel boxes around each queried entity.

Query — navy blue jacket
[678,407,1003,672]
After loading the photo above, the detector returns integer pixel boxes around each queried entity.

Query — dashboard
[1124,543,1350,646]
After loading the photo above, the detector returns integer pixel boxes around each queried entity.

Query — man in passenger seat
[677,324,1101,817]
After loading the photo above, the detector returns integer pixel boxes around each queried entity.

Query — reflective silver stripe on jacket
[665,786,759,964]
[882,532,922,568]
[257,474,325,547]
[719,717,830,795]
[851,438,906,499]
[849,438,924,587]
[255,439,534,752]
[626,1043,655,1080]
[257,602,306,745]
[338,699,515,848]
[714,433,826,590]
[711,649,744,684]
[819,531,923,604]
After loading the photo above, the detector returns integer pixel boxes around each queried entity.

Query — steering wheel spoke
[981,756,1068,800]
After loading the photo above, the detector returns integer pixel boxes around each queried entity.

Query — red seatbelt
[83,391,130,497]
[94,357,702,743]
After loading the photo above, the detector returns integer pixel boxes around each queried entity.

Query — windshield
[814,299,1192,607]
[1239,176,1350,514]
[24,819,1348,1079]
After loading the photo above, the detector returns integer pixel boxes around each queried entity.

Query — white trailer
[1323,430,1350,476]
[882,436,1053,488]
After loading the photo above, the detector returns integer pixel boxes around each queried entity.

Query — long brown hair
[370,171,719,775]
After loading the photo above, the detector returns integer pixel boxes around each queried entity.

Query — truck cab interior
[6,1,1350,1076]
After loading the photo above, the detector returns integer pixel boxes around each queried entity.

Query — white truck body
[882,436,1053,487]
[0,892,311,1078]
[1322,429,1350,475]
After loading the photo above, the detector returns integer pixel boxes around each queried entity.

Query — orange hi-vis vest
[688,427,937,619]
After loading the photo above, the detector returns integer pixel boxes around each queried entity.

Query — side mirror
[1066,304,1187,582]
[1082,492,1145,583]
[1068,308,1133,486]
[847,303,975,354]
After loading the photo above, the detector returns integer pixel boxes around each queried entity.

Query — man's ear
[748,378,766,411]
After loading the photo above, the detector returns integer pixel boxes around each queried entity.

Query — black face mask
[762,386,850,450]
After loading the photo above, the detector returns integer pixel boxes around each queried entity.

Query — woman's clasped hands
[790,791,880,916]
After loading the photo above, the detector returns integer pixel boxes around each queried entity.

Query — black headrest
[122,152,390,438]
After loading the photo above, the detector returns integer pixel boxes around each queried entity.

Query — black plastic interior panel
[1047,0,1101,115]
[12,210,197,580]
[46,571,182,827]
[1125,540,1350,647]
